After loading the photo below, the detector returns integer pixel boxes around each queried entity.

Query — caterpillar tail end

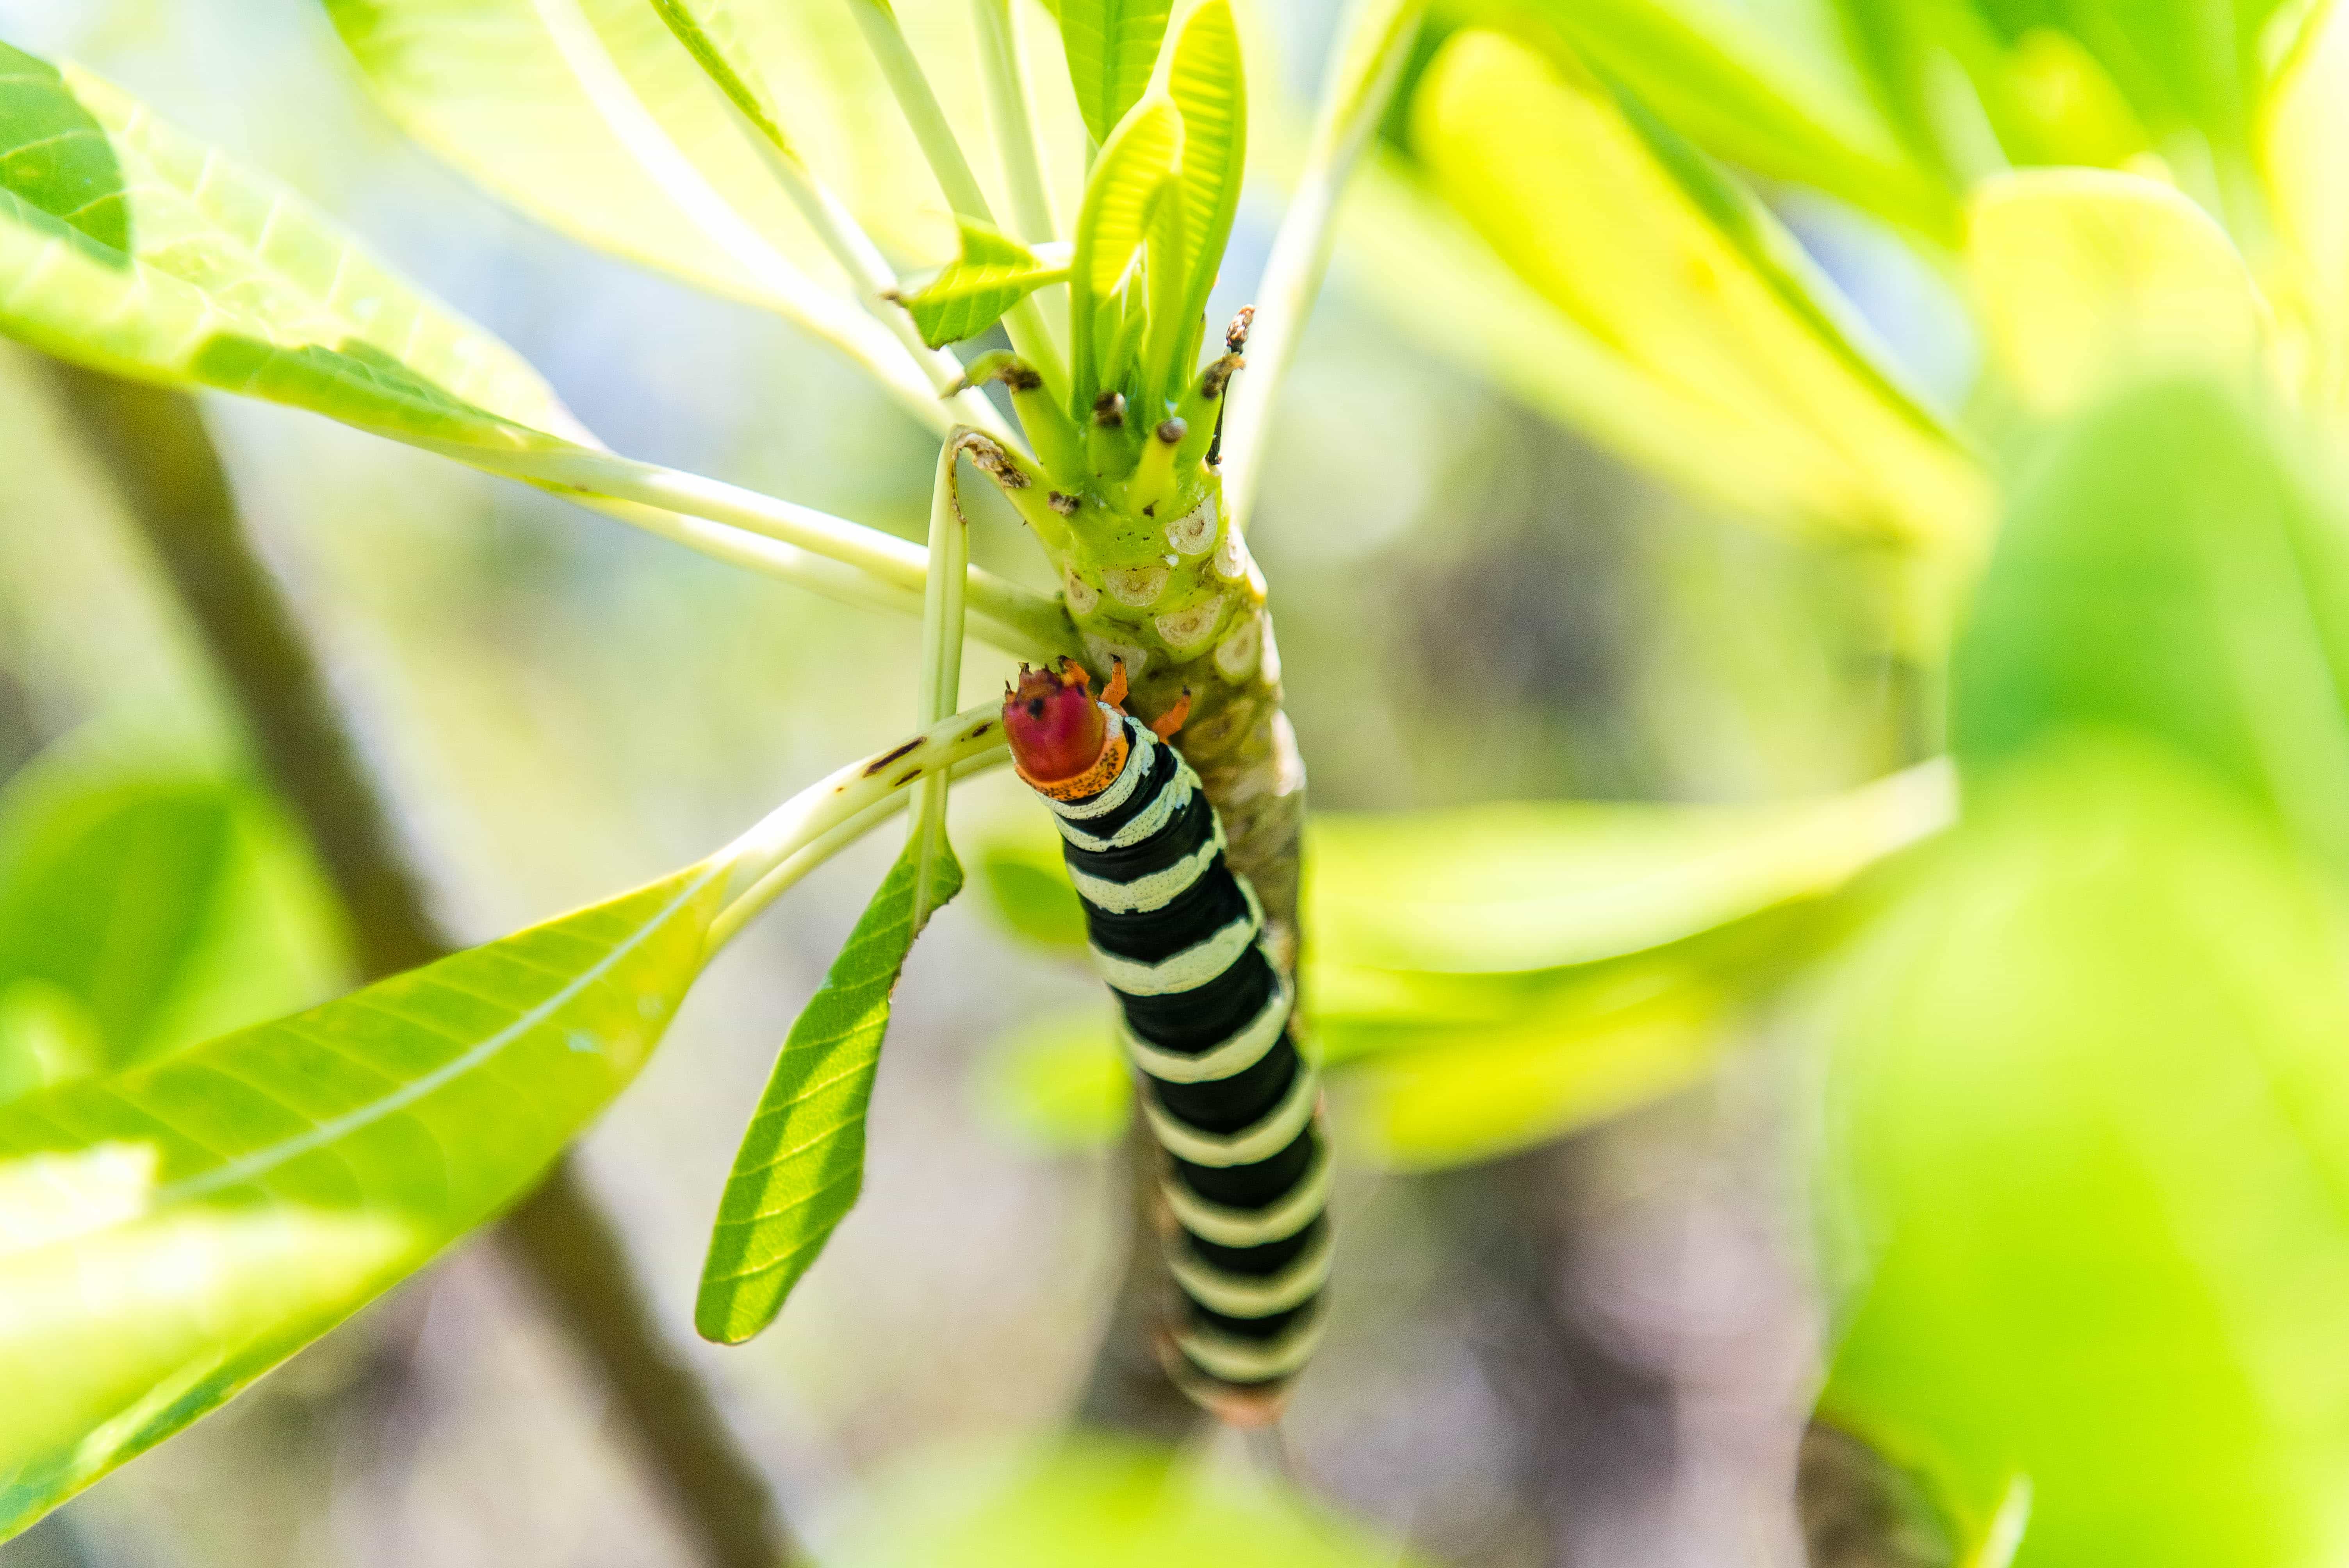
[1157,1334,1297,1427]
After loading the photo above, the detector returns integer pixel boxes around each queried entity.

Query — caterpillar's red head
[1005,659,1125,799]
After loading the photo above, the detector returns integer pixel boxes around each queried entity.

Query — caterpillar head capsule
[1005,660,1116,795]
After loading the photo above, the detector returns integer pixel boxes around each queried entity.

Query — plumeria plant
[14,0,2349,1558]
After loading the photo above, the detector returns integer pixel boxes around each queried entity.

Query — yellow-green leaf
[0,862,728,1533]
[1054,0,1173,145]
[1167,0,1246,344]
[1070,95,1182,395]
[696,838,962,1345]
[1967,169,2266,416]
[0,41,574,454]
[895,218,1070,349]
[1409,29,1989,548]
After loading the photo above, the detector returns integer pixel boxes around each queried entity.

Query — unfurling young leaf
[1069,96,1183,405]
[1054,0,1174,146]
[894,217,1071,349]
[1162,0,1246,396]
[696,837,964,1345]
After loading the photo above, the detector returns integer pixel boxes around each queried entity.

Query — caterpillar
[1003,657,1331,1424]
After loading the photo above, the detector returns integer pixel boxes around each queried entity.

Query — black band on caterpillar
[1034,705,1331,1406]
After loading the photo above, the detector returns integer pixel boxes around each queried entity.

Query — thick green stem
[1052,464,1309,1438]
[45,363,803,1568]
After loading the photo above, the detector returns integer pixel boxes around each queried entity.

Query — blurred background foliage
[6,0,2349,1560]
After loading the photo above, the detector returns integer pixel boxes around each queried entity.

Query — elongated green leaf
[895,218,1070,348]
[1055,0,1173,144]
[697,839,962,1345]
[1951,378,2349,878]
[1306,762,1952,975]
[0,40,574,453]
[1166,1,1246,347]
[1968,170,2265,415]
[1410,30,1989,547]
[646,0,795,155]
[0,862,727,1533]
[1493,0,1953,238]
[1336,971,1725,1170]
[1818,735,2349,1566]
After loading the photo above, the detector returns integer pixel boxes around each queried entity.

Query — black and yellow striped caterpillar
[1003,658,1330,1422]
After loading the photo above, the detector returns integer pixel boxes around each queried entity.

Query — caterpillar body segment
[1005,661,1330,1422]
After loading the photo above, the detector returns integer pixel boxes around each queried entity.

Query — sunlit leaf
[1166,0,1245,346]
[1967,170,2265,415]
[1495,0,1955,239]
[0,40,575,453]
[1950,377,2349,877]
[1818,735,2349,1566]
[895,217,1070,349]
[1070,95,1182,396]
[1053,0,1173,145]
[0,863,727,1532]
[832,1436,1422,1567]
[696,838,962,1345]
[1305,762,1953,974]
[1408,29,1989,547]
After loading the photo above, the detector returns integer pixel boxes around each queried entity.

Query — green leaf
[696,838,963,1345]
[1408,29,1988,548]
[1165,0,1246,374]
[1054,0,1173,145]
[0,750,343,1074]
[832,1436,1422,1567]
[1497,0,1956,239]
[973,1005,1130,1153]
[1818,735,2349,1565]
[1967,170,2265,415]
[895,217,1070,349]
[0,39,575,453]
[645,0,795,155]
[974,832,1089,951]
[1069,95,1182,399]
[1332,959,1728,1170]
[1303,762,1953,975]
[1950,378,2349,876]
[0,862,727,1532]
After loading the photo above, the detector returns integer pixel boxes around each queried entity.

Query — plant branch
[43,361,803,1568]
[971,0,1061,247]
[846,0,1070,393]
[529,0,959,437]
[1219,0,1426,536]
[443,441,1079,660]
[910,440,974,928]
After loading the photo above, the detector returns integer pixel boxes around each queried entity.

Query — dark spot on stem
[1226,306,1254,353]
[893,768,922,786]
[1049,492,1080,516]
[864,738,923,775]
[1092,391,1125,428]
[1156,418,1185,445]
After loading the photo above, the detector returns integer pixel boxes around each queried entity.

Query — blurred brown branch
[44,362,798,1568]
